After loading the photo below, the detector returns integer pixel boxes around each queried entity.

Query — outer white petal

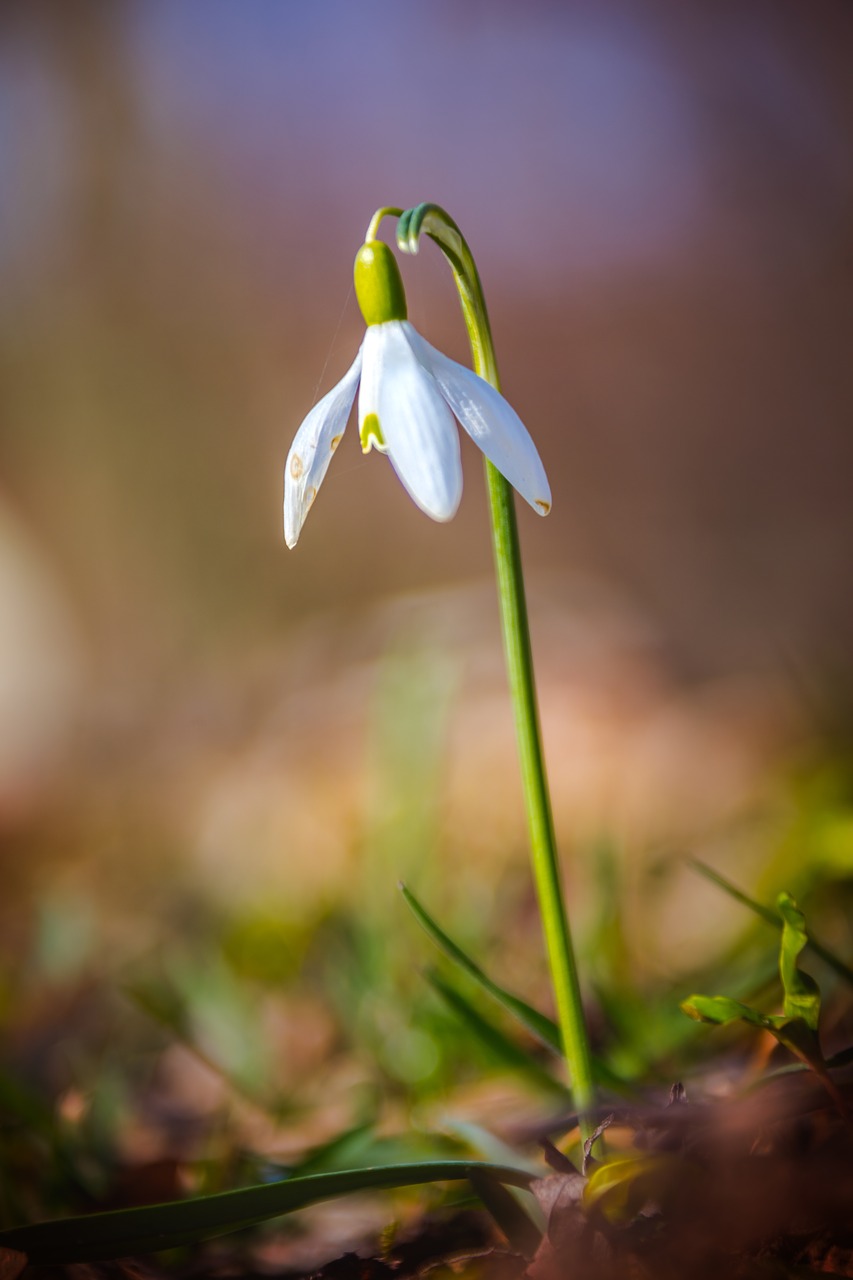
[408,328,552,516]
[283,347,362,548]
[365,322,462,522]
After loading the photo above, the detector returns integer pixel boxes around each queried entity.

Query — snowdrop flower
[284,238,550,548]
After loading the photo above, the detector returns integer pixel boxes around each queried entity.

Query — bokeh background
[2,0,853,1244]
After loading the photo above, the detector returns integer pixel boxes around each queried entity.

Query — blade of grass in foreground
[427,970,567,1097]
[405,886,626,1092]
[0,1161,534,1266]
[688,859,853,988]
[402,883,561,1050]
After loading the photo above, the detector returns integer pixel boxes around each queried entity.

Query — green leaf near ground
[0,1160,534,1266]
[777,892,820,1029]
[680,892,824,1070]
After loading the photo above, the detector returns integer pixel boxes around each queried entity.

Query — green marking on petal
[354,241,407,326]
[360,412,386,453]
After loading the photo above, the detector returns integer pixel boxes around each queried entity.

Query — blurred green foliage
[2,682,853,1230]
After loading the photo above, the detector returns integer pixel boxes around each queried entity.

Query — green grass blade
[443,1119,546,1243]
[426,970,567,1097]
[125,978,290,1118]
[401,883,561,1051]
[444,1119,542,1179]
[688,860,853,988]
[0,1161,534,1265]
[466,1169,541,1256]
[405,887,624,1092]
[687,860,778,926]
[287,1120,376,1177]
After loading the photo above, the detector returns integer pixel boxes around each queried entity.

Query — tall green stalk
[385,204,596,1138]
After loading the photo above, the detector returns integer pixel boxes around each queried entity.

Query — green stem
[390,204,596,1138]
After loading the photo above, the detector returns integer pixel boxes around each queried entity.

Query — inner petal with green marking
[359,411,386,454]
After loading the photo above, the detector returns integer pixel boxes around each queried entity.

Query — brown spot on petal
[305,486,317,509]
[290,454,304,480]
[535,499,551,515]
[330,434,342,452]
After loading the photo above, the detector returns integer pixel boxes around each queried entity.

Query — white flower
[283,239,551,548]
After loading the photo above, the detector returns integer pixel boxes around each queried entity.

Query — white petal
[365,322,462,522]
[408,329,552,516]
[357,324,386,452]
[283,348,362,548]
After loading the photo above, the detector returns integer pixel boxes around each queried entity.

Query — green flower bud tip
[354,240,407,326]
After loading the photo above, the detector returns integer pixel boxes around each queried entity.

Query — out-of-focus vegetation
[1,1,853,1266]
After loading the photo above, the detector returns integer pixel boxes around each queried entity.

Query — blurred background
[1,0,853,1245]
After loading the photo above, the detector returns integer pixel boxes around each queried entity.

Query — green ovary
[354,241,407,326]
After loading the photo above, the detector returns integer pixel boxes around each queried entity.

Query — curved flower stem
[365,206,404,243]
[393,204,596,1139]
